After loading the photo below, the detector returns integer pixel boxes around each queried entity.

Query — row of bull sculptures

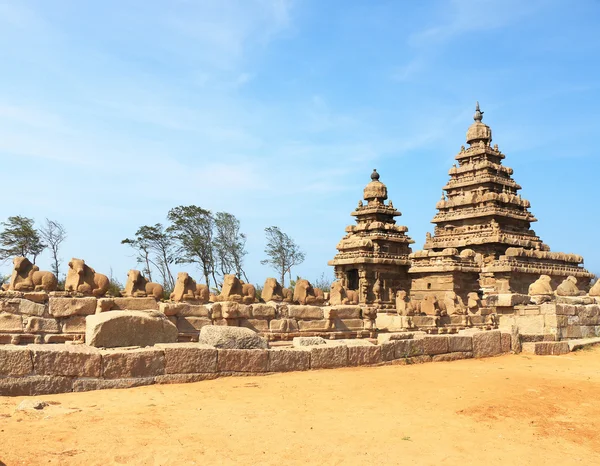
[1,256,346,306]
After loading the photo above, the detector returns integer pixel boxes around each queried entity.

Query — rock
[292,336,327,347]
[24,317,60,333]
[267,348,311,372]
[85,310,178,348]
[0,346,33,376]
[198,325,268,349]
[101,348,165,378]
[17,400,49,411]
[49,297,97,317]
[31,344,102,377]
[217,349,269,372]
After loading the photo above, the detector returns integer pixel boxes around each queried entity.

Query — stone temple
[331,103,593,310]
[328,169,414,309]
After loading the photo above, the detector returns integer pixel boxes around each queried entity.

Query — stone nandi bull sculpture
[123,269,164,300]
[170,272,210,303]
[5,256,57,292]
[65,258,109,297]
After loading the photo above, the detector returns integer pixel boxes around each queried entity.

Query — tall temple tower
[329,169,414,308]
[409,103,593,300]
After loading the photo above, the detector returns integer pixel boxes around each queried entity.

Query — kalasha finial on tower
[474,101,484,122]
[371,169,380,181]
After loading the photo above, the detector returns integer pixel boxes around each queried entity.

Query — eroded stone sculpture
[556,276,581,296]
[528,275,553,295]
[65,258,109,297]
[170,272,209,303]
[261,277,284,302]
[123,269,164,300]
[293,279,325,305]
[590,280,600,297]
[215,274,255,304]
[7,256,57,292]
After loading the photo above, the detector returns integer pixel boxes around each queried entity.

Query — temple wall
[0,293,375,345]
[0,330,511,396]
[410,272,480,303]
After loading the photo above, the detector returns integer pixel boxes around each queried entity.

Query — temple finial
[371,169,380,181]
[474,101,483,122]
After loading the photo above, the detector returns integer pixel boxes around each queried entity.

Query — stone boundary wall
[0,295,373,345]
[498,302,600,341]
[0,330,510,396]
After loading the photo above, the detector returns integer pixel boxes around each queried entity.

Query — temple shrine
[328,169,414,308]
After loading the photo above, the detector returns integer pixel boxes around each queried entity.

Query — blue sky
[1,0,599,285]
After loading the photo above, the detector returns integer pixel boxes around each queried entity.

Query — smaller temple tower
[328,169,414,308]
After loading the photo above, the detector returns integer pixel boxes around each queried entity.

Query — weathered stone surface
[98,297,159,312]
[348,345,381,366]
[217,349,269,372]
[472,330,502,358]
[12,299,46,316]
[102,348,165,379]
[394,339,424,358]
[49,297,97,317]
[86,310,178,348]
[534,341,570,355]
[0,376,73,396]
[157,343,217,374]
[501,333,512,353]
[239,318,269,332]
[269,318,299,332]
[159,302,211,317]
[422,336,449,355]
[330,305,362,319]
[31,344,101,377]
[25,317,60,334]
[61,316,87,333]
[73,377,155,392]
[267,348,311,372]
[432,352,473,362]
[380,342,396,361]
[308,345,348,369]
[154,373,220,384]
[293,336,327,347]
[375,314,405,332]
[298,320,330,331]
[199,325,268,349]
[22,292,48,304]
[334,318,364,331]
[447,335,472,352]
[251,304,277,318]
[0,313,23,332]
[177,316,212,333]
[218,301,252,319]
[0,345,33,376]
[288,305,324,320]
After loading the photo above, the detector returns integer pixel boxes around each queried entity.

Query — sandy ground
[1,348,600,466]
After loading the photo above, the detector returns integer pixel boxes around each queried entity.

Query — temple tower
[410,103,593,300]
[329,169,414,308]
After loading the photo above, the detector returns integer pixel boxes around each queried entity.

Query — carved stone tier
[410,102,593,299]
[329,170,414,309]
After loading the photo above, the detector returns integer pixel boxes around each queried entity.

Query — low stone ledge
[97,297,159,312]
[177,316,212,333]
[432,352,473,362]
[500,333,512,353]
[73,377,154,392]
[49,297,97,317]
[307,345,348,369]
[448,335,473,352]
[472,330,502,358]
[267,348,311,372]
[154,373,220,385]
[380,341,396,361]
[159,303,211,317]
[298,320,330,331]
[347,344,381,366]
[102,348,165,379]
[522,341,570,356]
[156,343,217,374]
[251,304,277,319]
[568,337,600,351]
[394,339,424,359]
[0,345,33,376]
[422,336,449,355]
[31,344,102,377]
[0,375,73,396]
[217,349,269,372]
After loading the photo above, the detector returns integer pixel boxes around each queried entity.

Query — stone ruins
[1,103,598,396]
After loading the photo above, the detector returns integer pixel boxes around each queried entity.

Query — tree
[0,216,46,264]
[260,226,305,287]
[40,219,67,278]
[167,206,217,289]
[214,212,248,282]
[313,272,334,292]
[121,224,177,292]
